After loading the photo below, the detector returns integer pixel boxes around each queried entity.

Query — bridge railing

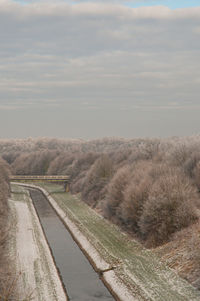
[10,175,69,181]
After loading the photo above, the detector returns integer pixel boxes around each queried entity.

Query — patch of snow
[9,188,67,301]
[14,200,37,298]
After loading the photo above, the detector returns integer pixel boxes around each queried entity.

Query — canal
[29,188,115,301]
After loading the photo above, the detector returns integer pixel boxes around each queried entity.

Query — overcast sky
[0,0,200,139]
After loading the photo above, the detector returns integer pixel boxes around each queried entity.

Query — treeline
[1,136,200,289]
[1,136,200,250]
[0,157,11,295]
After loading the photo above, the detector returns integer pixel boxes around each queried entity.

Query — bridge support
[64,182,70,192]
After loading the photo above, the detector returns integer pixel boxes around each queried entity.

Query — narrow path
[29,188,114,301]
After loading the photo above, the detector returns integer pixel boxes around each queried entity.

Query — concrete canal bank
[29,188,114,301]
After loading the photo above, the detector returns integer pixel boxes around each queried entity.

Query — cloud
[0,1,200,138]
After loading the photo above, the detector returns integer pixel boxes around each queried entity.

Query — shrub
[139,173,199,247]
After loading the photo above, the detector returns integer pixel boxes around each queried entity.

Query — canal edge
[13,182,136,301]
[11,183,68,301]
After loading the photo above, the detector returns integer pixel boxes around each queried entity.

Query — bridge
[10,175,70,192]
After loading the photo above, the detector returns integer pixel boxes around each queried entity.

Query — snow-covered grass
[9,184,67,301]
[30,182,200,301]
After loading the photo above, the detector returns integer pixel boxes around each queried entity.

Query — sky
[0,0,200,139]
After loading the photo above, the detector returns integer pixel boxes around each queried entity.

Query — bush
[139,173,199,247]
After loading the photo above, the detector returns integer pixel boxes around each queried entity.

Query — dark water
[29,189,114,301]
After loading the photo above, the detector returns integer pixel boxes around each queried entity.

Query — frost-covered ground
[9,185,67,301]
[10,182,200,301]
[21,182,200,301]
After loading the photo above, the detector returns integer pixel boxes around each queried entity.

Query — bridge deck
[10,175,69,182]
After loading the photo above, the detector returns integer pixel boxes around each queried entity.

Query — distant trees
[47,152,75,175]
[12,150,58,175]
[69,153,100,194]
[1,136,200,290]
[81,155,113,206]
[1,136,200,248]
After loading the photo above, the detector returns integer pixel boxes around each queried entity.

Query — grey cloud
[0,1,200,138]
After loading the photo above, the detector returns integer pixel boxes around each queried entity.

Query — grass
[33,182,200,301]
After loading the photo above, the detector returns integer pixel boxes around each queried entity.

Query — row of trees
[1,136,200,289]
[3,136,199,249]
